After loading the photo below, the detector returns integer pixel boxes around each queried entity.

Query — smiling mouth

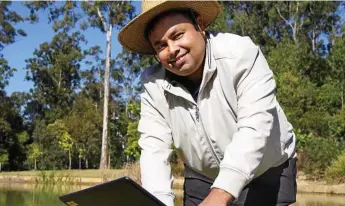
[169,53,187,64]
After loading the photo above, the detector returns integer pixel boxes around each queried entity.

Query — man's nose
[168,40,179,58]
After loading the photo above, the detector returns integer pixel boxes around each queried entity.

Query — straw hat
[118,0,221,55]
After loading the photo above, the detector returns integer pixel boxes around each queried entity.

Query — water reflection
[0,183,84,206]
[0,183,344,206]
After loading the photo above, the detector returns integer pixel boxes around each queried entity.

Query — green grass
[0,162,184,189]
[0,162,142,185]
[1,169,127,178]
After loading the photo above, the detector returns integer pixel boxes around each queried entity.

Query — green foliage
[58,132,73,152]
[329,109,345,139]
[81,1,134,31]
[63,94,103,169]
[0,151,8,171]
[26,142,43,170]
[207,2,230,32]
[325,151,345,183]
[317,83,342,114]
[0,91,27,171]
[124,120,140,161]
[327,36,345,112]
[27,143,42,161]
[0,150,9,167]
[170,148,185,177]
[123,102,141,161]
[25,31,84,119]
[32,120,65,170]
[296,131,345,178]
[0,2,26,51]
[0,57,15,90]
[47,120,67,138]
[47,120,74,169]
[0,1,35,91]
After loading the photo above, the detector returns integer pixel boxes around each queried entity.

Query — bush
[171,156,184,177]
[325,151,345,183]
[296,131,345,178]
[170,147,185,177]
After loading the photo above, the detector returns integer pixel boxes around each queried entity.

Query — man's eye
[174,33,183,40]
[156,43,166,51]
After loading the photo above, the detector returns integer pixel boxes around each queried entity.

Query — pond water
[0,183,344,206]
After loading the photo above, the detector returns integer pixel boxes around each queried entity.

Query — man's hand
[198,188,234,206]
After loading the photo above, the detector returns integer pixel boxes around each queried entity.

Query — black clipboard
[59,176,166,206]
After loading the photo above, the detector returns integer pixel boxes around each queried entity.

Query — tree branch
[294,2,301,31]
[275,6,294,32]
[97,7,108,32]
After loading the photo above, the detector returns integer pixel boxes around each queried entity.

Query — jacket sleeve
[138,76,175,206]
[212,37,277,199]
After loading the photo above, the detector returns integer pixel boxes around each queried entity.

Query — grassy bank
[0,163,141,186]
[1,164,345,195]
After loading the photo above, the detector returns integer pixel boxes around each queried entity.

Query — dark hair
[144,9,200,42]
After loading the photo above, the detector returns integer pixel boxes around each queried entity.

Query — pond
[0,183,344,206]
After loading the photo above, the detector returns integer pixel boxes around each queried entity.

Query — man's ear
[196,16,206,37]
[196,16,205,31]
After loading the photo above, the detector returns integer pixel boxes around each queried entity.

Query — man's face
[148,13,206,77]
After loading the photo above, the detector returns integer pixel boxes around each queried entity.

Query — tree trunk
[0,163,2,172]
[331,21,336,48]
[292,24,297,44]
[108,153,111,169]
[100,23,113,169]
[276,2,300,44]
[69,149,71,170]
[79,157,81,170]
[58,68,62,89]
[312,30,316,53]
[99,69,103,100]
[341,83,344,110]
[85,158,89,169]
[34,158,37,170]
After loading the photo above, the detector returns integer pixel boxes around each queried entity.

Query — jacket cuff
[155,193,175,206]
[211,167,249,199]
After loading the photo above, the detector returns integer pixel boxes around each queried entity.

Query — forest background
[1,1,345,182]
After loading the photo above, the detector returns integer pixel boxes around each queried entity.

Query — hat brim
[118,1,221,55]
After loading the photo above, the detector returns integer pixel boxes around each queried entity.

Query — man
[118,1,297,206]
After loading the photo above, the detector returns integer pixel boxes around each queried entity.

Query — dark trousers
[183,158,297,206]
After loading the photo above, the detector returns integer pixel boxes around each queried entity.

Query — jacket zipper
[196,103,221,166]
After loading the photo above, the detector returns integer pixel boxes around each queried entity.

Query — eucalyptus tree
[81,45,104,104]
[81,1,134,169]
[25,31,84,121]
[1,1,40,91]
[0,1,23,91]
[0,1,29,51]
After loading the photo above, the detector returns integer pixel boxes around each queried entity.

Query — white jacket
[138,32,296,206]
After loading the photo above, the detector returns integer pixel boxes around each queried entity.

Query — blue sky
[3,1,141,95]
